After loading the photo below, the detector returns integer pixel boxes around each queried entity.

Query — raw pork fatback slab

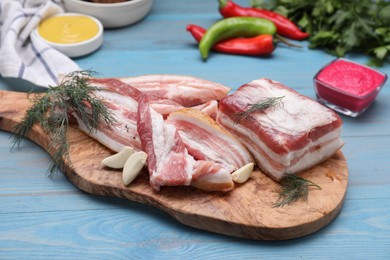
[72,76,222,152]
[137,96,234,191]
[72,78,143,152]
[218,78,344,180]
[167,108,253,172]
[119,74,230,106]
[137,95,194,190]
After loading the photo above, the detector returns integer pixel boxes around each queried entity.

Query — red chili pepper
[218,0,309,40]
[186,24,275,56]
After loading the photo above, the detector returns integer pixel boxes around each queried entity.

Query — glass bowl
[314,58,387,117]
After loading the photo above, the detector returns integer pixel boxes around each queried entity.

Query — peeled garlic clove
[101,146,134,169]
[122,151,148,185]
[231,163,254,184]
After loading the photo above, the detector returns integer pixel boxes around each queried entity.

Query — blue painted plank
[0,199,389,259]
[1,0,390,258]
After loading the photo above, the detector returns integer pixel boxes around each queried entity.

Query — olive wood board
[0,90,348,240]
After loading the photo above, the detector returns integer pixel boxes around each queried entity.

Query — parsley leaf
[253,0,390,65]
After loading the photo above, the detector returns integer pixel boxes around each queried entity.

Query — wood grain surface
[0,90,348,240]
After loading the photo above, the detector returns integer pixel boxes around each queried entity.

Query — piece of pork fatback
[217,78,344,180]
[119,74,231,107]
[71,78,143,152]
[70,76,221,153]
[137,95,193,190]
[137,95,234,191]
[167,108,253,173]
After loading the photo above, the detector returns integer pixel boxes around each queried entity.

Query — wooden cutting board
[0,90,348,240]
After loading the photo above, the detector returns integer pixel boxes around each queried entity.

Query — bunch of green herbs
[251,0,390,66]
[12,71,116,176]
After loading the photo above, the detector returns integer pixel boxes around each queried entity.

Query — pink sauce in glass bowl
[314,58,387,117]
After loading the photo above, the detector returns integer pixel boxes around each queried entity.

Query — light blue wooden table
[1,0,389,259]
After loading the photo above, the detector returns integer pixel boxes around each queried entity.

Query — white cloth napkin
[0,0,80,87]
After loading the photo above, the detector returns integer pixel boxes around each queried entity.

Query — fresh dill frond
[11,70,116,177]
[234,96,284,124]
[273,172,321,208]
[12,94,51,149]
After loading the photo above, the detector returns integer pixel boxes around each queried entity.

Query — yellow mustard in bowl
[38,15,99,44]
[35,13,103,58]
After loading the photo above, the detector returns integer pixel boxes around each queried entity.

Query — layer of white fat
[193,100,218,114]
[194,164,233,184]
[168,113,252,170]
[94,91,140,148]
[150,103,183,116]
[240,79,337,136]
[218,113,341,167]
[150,108,193,185]
[120,74,229,90]
[149,107,166,170]
[284,137,344,176]
[218,112,344,179]
[151,100,219,118]
[262,137,344,179]
[119,75,230,101]
[121,74,199,85]
[72,113,127,153]
[96,91,138,112]
[178,134,234,173]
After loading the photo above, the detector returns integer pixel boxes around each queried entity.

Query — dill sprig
[234,96,284,124]
[12,70,116,176]
[273,172,321,208]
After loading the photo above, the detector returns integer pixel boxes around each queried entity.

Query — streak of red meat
[137,95,193,190]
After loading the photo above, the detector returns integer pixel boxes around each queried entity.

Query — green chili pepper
[199,17,277,60]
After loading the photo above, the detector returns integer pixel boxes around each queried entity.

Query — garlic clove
[101,146,134,169]
[231,163,254,183]
[122,151,148,185]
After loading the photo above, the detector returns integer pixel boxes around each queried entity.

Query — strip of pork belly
[167,108,253,172]
[138,95,233,191]
[119,74,230,107]
[69,76,218,155]
[71,78,143,152]
[217,78,344,180]
[137,95,194,190]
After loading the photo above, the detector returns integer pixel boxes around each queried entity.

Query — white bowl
[34,13,103,58]
[63,0,153,28]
